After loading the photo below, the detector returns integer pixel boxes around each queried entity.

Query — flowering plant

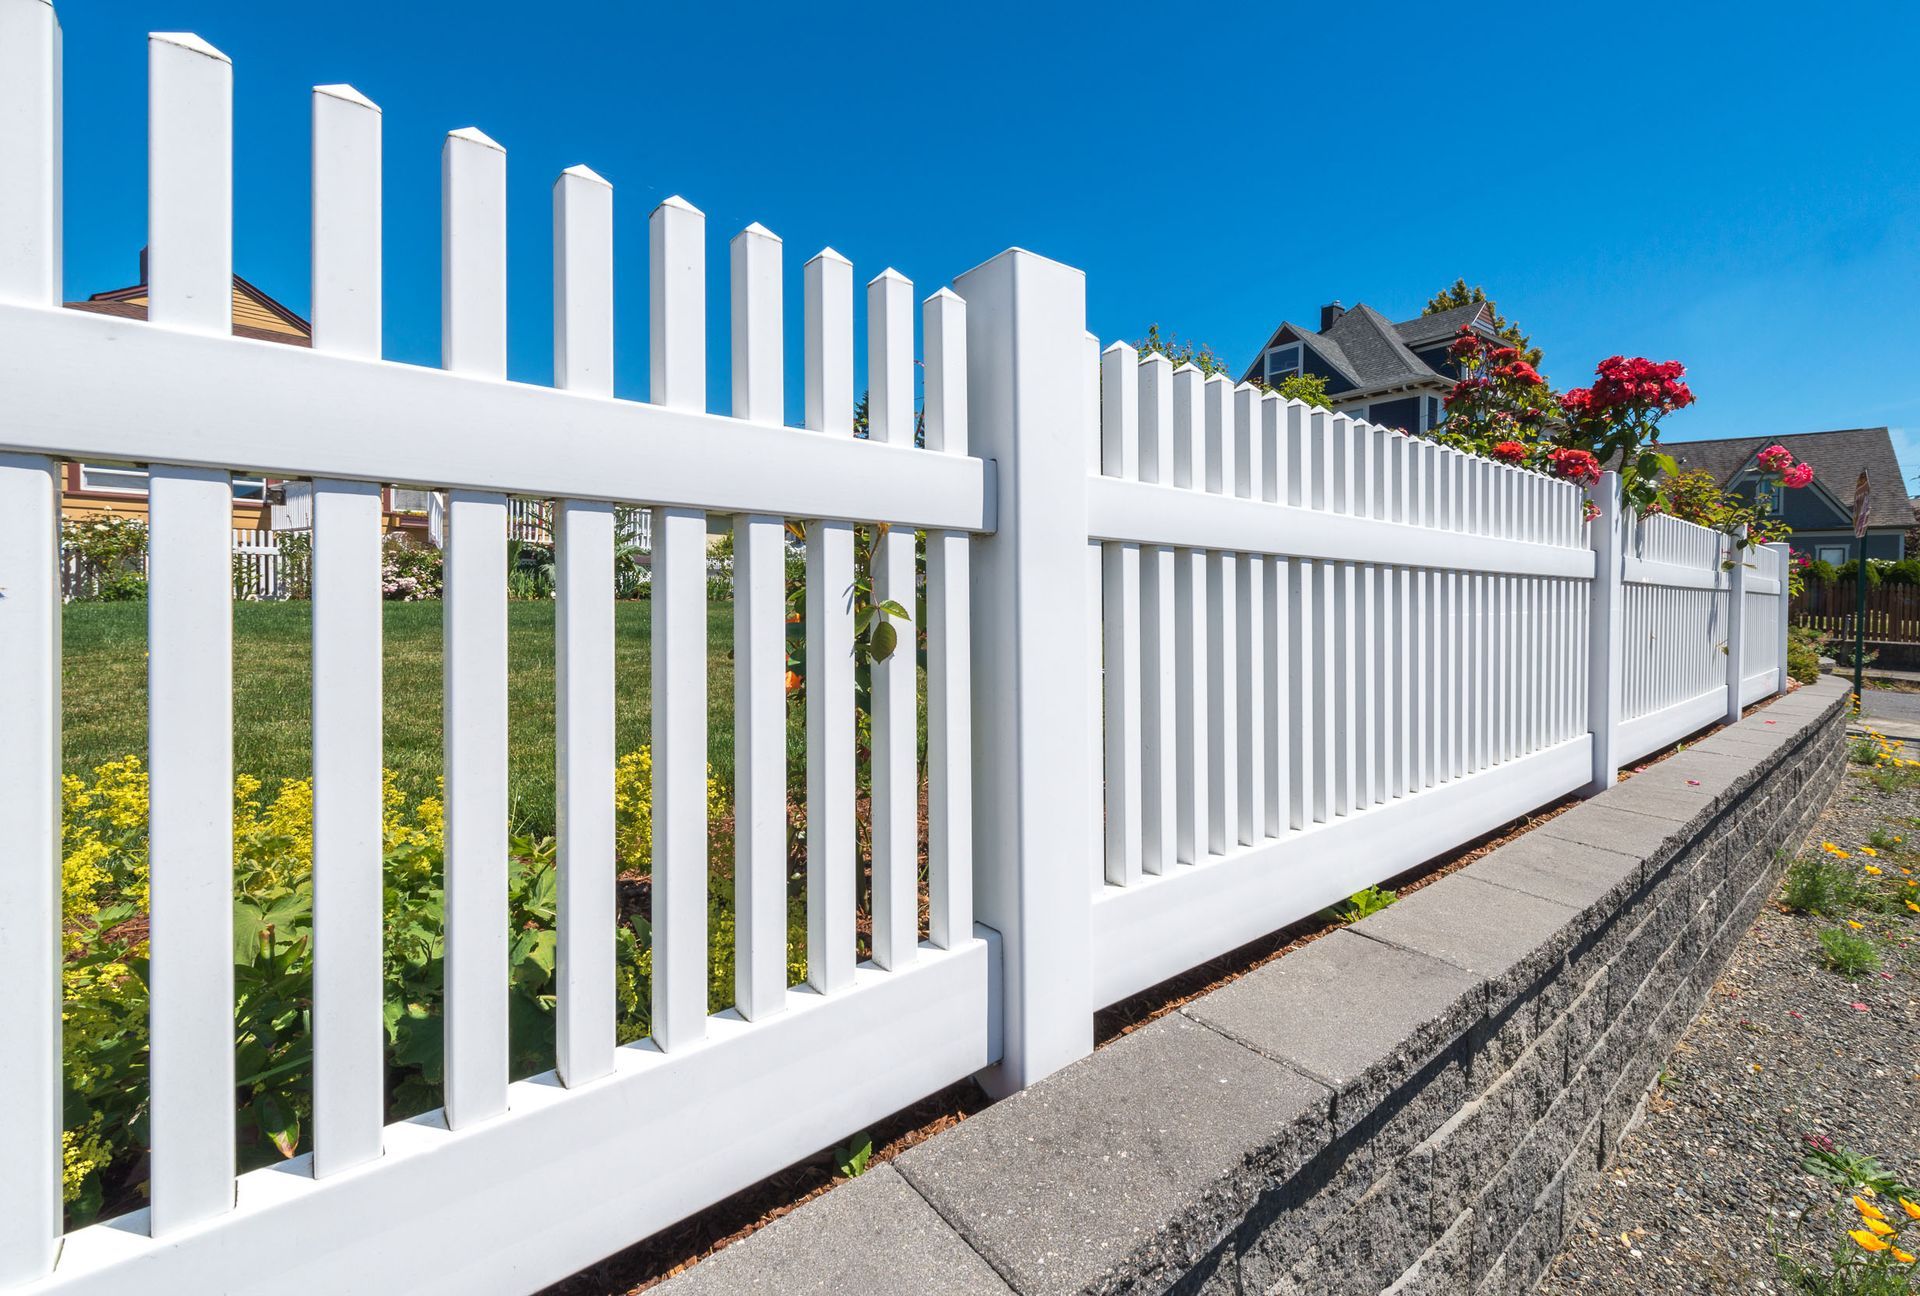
[1557,355,1696,513]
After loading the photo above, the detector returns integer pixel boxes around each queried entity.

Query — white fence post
[1771,540,1792,694]
[1724,524,1748,724]
[1584,471,1624,794]
[956,248,1093,1095]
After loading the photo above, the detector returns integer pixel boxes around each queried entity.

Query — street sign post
[1853,470,1871,703]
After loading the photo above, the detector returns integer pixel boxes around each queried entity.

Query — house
[1660,428,1911,562]
[59,254,433,536]
[1238,300,1502,434]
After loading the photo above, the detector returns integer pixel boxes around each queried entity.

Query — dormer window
[1265,344,1302,382]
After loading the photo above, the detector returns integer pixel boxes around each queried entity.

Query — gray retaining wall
[659,676,1849,1296]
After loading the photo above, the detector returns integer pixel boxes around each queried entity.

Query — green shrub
[1788,625,1826,684]
[1816,926,1881,977]
[1782,858,1854,917]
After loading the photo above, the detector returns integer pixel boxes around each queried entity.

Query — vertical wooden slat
[1137,355,1179,874]
[551,164,618,1081]
[1171,365,1209,861]
[309,82,386,1175]
[145,31,236,1238]
[1261,394,1287,836]
[1285,403,1310,830]
[803,249,856,990]
[869,269,919,965]
[649,195,709,1048]
[923,287,972,945]
[441,126,510,1128]
[0,3,61,1278]
[1203,376,1238,851]
[1100,343,1143,886]
[730,221,789,1012]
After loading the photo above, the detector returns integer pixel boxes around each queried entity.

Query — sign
[1854,470,1872,538]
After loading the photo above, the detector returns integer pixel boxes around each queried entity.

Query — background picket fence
[0,8,1792,1294]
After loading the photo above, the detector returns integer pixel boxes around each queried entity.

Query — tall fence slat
[1204,375,1239,852]
[730,220,789,1015]
[146,467,237,1234]
[310,480,385,1171]
[441,126,510,1127]
[0,455,61,1285]
[803,248,856,993]
[1137,356,1178,872]
[649,194,709,1050]
[923,287,973,947]
[1234,383,1266,844]
[0,1,61,1279]
[869,268,919,968]
[1172,365,1208,861]
[553,164,617,1083]
[309,80,386,1178]
[1099,342,1143,886]
[144,30,237,1239]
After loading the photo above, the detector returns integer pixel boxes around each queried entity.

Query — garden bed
[1540,721,1920,1294]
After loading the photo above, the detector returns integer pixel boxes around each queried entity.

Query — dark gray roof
[1320,304,1435,389]
[1239,300,1497,392]
[1662,428,1911,529]
[1393,303,1490,348]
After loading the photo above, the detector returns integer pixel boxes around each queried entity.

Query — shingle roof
[1239,300,1497,392]
[1662,428,1911,529]
[1393,303,1489,348]
[1321,304,1437,389]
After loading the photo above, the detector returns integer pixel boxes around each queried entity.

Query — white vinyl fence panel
[0,5,1794,1291]
[1084,346,1596,1008]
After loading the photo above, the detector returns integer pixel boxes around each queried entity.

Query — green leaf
[869,621,898,662]
[834,1130,874,1178]
[875,600,910,621]
[254,1091,301,1159]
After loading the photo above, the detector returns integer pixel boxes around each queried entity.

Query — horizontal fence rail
[0,6,1794,1292]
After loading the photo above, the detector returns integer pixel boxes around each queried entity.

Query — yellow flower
[1852,1229,1892,1252]
[1867,1218,1897,1238]
[1866,865,1883,875]
[1861,846,1878,857]
[1895,1248,1917,1265]
[1899,1198,1920,1221]
[1858,1196,1890,1222]
[1847,920,1865,930]
[1908,901,1920,914]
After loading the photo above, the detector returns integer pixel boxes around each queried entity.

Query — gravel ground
[1539,749,1920,1295]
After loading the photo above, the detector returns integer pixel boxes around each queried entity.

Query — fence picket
[1172,365,1209,862]
[923,287,972,945]
[552,164,618,1083]
[803,249,856,992]
[730,221,788,1015]
[869,269,920,965]
[1100,343,1143,886]
[1137,355,1179,873]
[649,195,710,1049]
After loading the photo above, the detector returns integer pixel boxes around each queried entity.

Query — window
[1264,344,1302,382]
[1817,545,1849,565]
[79,464,149,494]
[1755,478,1785,513]
[79,463,267,502]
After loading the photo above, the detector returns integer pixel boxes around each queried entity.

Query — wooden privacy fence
[0,8,1792,1293]
[1792,580,1920,645]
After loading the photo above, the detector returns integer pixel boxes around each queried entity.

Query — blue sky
[51,2,1920,491]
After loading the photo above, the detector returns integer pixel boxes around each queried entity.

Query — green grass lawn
[62,600,777,837]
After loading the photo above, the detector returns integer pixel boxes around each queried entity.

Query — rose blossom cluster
[1561,356,1694,418]
[1546,446,1602,485]
[1756,443,1815,489]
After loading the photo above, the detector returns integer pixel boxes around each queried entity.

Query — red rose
[1491,440,1529,464]
[1547,446,1601,485]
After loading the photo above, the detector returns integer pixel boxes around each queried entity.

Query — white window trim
[1265,343,1302,381]
[1816,545,1849,564]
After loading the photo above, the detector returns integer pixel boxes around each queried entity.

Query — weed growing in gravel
[1817,926,1883,977]
[1786,857,1859,917]
[1779,1188,1920,1293]
[1868,827,1905,853]
[1804,1138,1920,1201]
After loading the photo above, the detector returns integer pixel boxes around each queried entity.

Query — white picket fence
[0,8,1793,1294]
[60,528,287,600]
